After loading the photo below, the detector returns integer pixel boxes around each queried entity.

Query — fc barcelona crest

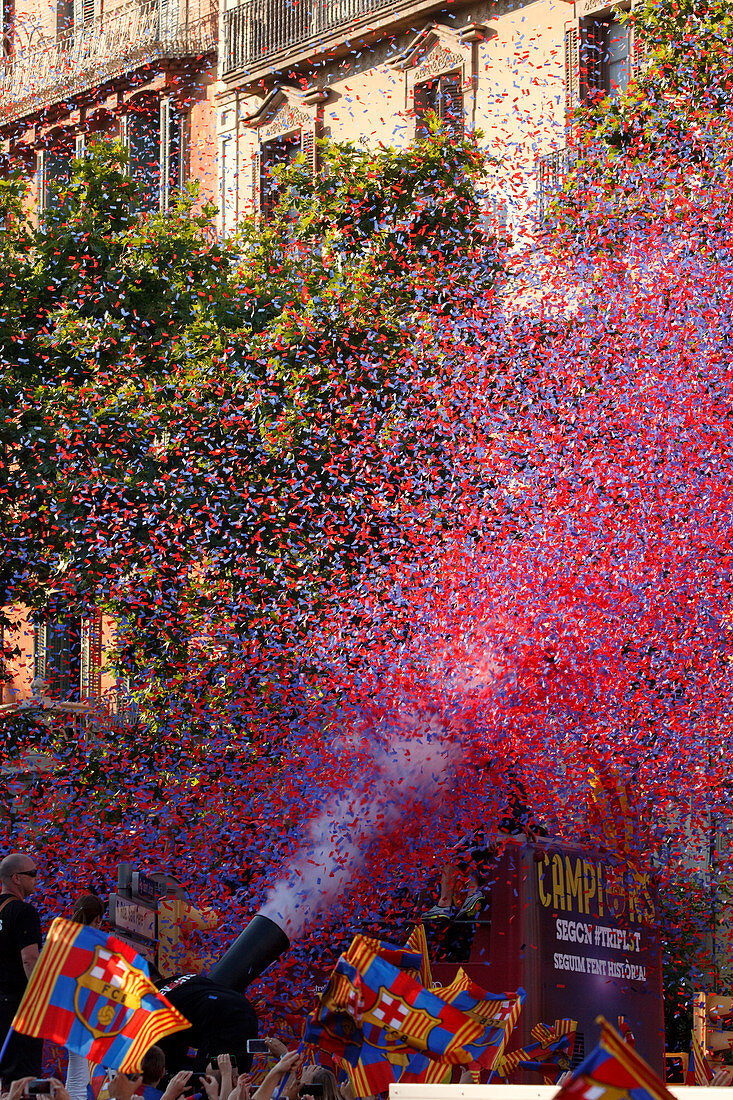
[74,945,146,1039]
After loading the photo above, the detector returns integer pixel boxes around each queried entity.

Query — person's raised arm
[252,1051,302,1100]
[160,1070,194,1100]
[217,1054,234,1100]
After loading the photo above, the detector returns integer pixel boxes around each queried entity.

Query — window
[126,94,184,214]
[35,615,82,701]
[56,0,73,35]
[259,131,302,220]
[414,73,464,139]
[128,94,161,214]
[583,16,631,98]
[160,96,185,212]
[34,610,102,702]
[2,0,14,55]
[566,13,633,119]
[38,138,75,214]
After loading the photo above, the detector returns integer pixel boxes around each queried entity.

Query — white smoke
[260,710,460,940]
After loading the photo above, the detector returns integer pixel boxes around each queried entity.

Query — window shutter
[177,110,187,190]
[630,23,646,79]
[564,25,579,124]
[252,147,261,216]
[159,96,175,211]
[440,73,464,138]
[73,0,83,30]
[81,610,102,701]
[301,124,317,179]
[82,0,94,22]
[119,112,130,162]
[36,149,47,214]
[34,622,47,683]
[414,79,433,139]
[158,0,176,41]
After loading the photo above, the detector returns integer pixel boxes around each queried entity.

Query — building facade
[0,0,220,720]
[0,0,219,215]
[0,0,642,717]
[215,0,643,234]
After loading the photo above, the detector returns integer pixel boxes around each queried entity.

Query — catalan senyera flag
[404,924,433,990]
[685,1030,713,1086]
[12,918,190,1072]
[553,1017,676,1100]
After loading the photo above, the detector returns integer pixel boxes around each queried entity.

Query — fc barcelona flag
[554,1018,675,1100]
[12,918,190,1072]
[305,934,524,1098]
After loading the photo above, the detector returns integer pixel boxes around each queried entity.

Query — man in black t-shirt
[0,852,43,1084]
[154,973,258,1074]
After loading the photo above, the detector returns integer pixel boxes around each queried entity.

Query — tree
[1,129,500,735]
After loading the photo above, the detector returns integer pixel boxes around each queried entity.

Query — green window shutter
[301,124,317,179]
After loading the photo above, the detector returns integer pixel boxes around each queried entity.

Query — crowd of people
[0,851,355,1100]
[3,848,732,1100]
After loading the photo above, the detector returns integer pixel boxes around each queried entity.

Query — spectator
[4,1078,72,1100]
[0,853,43,1084]
[298,1067,338,1100]
[65,895,105,1100]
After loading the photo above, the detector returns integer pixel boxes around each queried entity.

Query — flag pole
[272,1041,305,1100]
[0,1024,15,1068]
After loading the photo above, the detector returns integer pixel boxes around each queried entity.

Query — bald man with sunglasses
[0,852,44,1085]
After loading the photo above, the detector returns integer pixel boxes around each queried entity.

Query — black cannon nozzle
[208,913,290,991]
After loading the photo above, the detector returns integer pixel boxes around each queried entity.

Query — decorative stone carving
[257,100,312,137]
[413,41,464,81]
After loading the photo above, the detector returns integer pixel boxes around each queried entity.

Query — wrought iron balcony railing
[536,146,579,219]
[0,0,217,122]
[223,0,442,79]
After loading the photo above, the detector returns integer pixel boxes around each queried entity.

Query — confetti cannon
[208,912,290,991]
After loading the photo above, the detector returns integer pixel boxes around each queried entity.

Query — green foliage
[546,0,733,244]
[1,128,501,727]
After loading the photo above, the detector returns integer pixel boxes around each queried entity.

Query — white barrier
[390,1087,733,1100]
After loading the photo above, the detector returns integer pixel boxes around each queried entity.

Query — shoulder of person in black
[0,896,42,936]
[0,895,42,999]
[157,973,254,1015]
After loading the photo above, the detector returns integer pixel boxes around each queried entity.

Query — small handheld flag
[554,1017,675,1100]
[12,918,190,1072]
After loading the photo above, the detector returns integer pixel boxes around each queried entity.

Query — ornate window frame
[242,84,325,216]
[388,21,490,134]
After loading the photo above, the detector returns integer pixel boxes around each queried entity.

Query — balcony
[536,146,578,219]
[222,0,462,82]
[0,0,217,124]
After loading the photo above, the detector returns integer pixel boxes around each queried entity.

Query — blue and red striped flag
[12,918,190,1072]
[685,1030,713,1086]
[554,1017,675,1100]
[304,934,524,1098]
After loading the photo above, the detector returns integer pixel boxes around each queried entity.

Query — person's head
[71,893,105,928]
[0,852,38,899]
[141,1045,166,1087]
[300,1066,339,1100]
